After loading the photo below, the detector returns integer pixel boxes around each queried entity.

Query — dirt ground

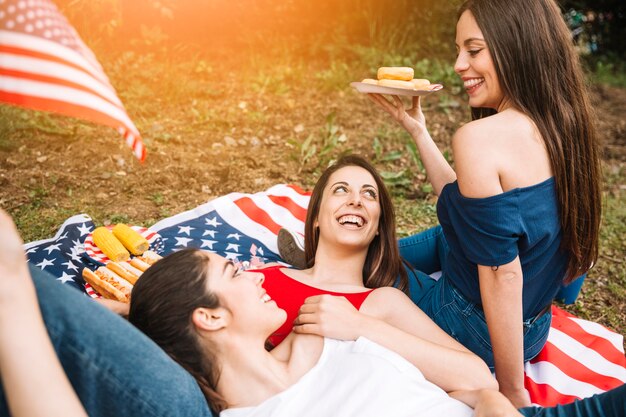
[0,59,624,339]
[2,69,623,230]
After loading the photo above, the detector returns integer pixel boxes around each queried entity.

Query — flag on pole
[0,0,146,161]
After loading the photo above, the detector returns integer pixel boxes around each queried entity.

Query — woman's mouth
[337,214,365,228]
[464,78,484,94]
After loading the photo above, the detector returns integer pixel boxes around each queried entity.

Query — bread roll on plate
[411,79,431,90]
[107,261,141,285]
[377,67,414,81]
[82,266,133,303]
[130,257,150,272]
[139,250,163,265]
[130,250,162,272]
[378,79,416,89]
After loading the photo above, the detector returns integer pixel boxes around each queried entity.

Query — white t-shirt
[221,337,474,417]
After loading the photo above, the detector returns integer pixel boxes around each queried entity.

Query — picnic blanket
[23,184,626,407]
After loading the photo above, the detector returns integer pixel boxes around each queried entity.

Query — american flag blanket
[24,184,626,407]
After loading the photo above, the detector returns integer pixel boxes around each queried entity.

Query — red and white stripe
[0,29,145,161]
[525,306,626,406]
[213,185,310,253]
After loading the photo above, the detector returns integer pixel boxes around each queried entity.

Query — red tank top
[257,266,374,347]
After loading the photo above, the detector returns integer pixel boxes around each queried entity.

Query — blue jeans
[0,265,214,417]
[399,226,551,368]
[519,384,626,416]
[399,225,448,276]
[419,273,552,368]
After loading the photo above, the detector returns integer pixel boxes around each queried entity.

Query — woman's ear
[192,307,228,332]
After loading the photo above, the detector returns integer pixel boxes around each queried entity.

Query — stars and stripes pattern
[0,0,146,161]
[23,184,625,407]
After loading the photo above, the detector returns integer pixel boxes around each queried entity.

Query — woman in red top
[257,155,495,392]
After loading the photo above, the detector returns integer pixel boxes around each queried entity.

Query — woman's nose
[454,52,468,74]
[347,191,362,207]
[253,272,265,286]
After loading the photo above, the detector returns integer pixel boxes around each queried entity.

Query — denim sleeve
[0,265,215,417]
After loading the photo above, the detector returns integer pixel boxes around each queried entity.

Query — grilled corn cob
[92,227,130,262]
[112,223,149,255]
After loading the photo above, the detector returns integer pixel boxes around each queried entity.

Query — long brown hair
[458,0,602,282]
[304,155,409,293]
[128,249,227,413]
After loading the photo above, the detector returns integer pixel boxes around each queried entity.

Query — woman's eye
[363,189,377,199]
[333,185,348,194]
[468,49,482,57]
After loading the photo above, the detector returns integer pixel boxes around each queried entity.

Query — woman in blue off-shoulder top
[368,0,602,408]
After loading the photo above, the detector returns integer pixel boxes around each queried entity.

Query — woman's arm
[453,125,530,408]
[478,262,530,408]
[0,210,88,417]
[367,94,456,195]
[294,291,497,392]
[449,390,523,417]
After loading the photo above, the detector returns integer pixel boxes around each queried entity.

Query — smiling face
[455,10,509,111]
[315,165,381,251]
[204,252,286,334]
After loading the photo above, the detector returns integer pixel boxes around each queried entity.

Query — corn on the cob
[92,227,130,262]
[112,223,149,255]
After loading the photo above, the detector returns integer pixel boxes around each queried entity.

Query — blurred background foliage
[57,0,461,57]
[56,0,624,56]
[54,0,625,86]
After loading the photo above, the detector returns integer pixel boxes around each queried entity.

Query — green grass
[586,55,626,88]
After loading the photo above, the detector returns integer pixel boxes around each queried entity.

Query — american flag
[0,0,146,161]
[23,184,626,407]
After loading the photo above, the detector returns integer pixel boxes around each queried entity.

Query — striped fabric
[0,0,145,161]
[24,184,626,406]
[525,307,626,406]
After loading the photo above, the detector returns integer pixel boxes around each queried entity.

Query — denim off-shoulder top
[436,177,568,319]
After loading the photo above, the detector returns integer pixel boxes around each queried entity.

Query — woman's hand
[449,389,522,416]
[367,93,456,195]
[293,295,368,340]
[95,298,130,317]
[367,94,426,137]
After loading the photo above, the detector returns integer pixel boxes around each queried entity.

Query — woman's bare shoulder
[452,120,503,198]
[271,332,323,362]
[453,110,544,197]
[360,286,414,318]
[454,110,534,147]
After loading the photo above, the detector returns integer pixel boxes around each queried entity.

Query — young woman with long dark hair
[366,0,602,407]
